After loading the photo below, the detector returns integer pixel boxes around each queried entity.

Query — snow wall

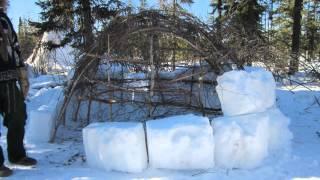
[26,75,66,143]
[82,67,292,173]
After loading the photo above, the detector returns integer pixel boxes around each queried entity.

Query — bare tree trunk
[172,0,177,71]
[268,0,273,42]
[289,0,303,75]
[80,0,94,50]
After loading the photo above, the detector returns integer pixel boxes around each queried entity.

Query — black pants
[0,81,26,165]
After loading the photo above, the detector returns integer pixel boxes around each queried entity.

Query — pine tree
[223,0,265,66]
[18,17,23,37]
[209,0,227,40]
[304,0,319,60]
[31,0,122,51]
[234,0,264,36]
[270,0,320,70]
[17,18,39,60]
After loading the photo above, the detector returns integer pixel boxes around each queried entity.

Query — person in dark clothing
[0,0,37,177]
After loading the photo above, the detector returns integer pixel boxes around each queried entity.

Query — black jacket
[0,11,24,72]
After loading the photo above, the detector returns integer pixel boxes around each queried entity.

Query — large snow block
[27,105,56,142]
[83,122,148,173]
[213,108,292,169]
[27,87,63,143]
[213,113,269,169]
[146,114,214,170]
[216,68,276,116]
[266,108,293,152]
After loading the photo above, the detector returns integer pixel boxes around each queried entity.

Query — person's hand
[18,66,29,98]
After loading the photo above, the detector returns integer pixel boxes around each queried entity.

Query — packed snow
[213,112,270,169]
[216,67,276,116]
[23,74,66,143]
[146,114,214,170]
[0,65,319,179]
[83,122,148,173]
[213,68,292,169]
[26,87,63,143]
[213,108,292,169]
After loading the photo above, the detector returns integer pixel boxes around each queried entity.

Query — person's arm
[18,65,29,99]
[15,40,30,99]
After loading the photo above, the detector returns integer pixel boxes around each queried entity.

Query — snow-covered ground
[1,73,320,179]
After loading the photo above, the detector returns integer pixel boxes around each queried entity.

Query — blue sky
[8,0,211,30]
[8,0,41,30]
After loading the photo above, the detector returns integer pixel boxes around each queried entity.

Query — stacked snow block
[27,87,64,143]
[146,114,214,170]
[213,68,292,169]
[216,67,276,116]
[83,122,148,173]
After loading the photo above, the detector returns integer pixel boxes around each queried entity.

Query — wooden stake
[148,34,154,118]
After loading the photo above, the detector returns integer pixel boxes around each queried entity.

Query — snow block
[83,122,148,173]
[28,106,56,142]
[27,87,63,143]
[213,108,292,169]
[213,113,269,169]
[146,114,214,170]
[266,108,293,152]
[216,68,276,116]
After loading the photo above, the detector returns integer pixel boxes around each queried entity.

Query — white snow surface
[146,114,214,170]
[26,87,64,143]
[0,73,319,179]
[216,68,276,116]
[213,108,292,169]
[83,122,148,173]
[24,74,66,143]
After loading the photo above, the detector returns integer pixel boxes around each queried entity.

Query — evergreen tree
[238,0,264,35]
[269,0,319,70]
[17,18,40,60]
[221,0,265,66]
[303,0,319,60]
[31,0,122,51]
[210,0,223,23]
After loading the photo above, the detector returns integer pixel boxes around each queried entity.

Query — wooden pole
[107,34,113,121]
[73,97,82,122]
[86,85,93,126]
[148,34,155,118]
[198,59,205,116]
[86,96,92,126]
[189,61,195,105]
